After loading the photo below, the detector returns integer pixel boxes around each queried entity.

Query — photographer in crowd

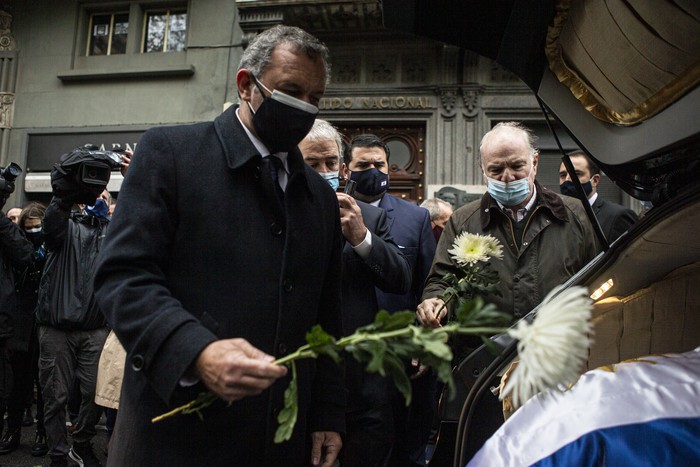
[0,202,50,457]
[35,146,127,467]
[0,162,36,441]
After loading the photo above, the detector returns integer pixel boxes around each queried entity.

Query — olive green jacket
[422,181,600,320]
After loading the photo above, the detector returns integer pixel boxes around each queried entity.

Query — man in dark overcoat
[300,120,412,465]
[94,25,346,466]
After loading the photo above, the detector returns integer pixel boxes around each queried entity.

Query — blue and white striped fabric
[468,347,700,466]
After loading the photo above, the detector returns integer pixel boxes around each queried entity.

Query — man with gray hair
[418,122,599,334]
[420,198,453,242]
[95,25,345,466]
[300,119,411,465]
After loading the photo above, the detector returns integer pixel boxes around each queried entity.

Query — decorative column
[0,10,17,163]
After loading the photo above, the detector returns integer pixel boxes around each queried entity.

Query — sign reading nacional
[319,95,434,111]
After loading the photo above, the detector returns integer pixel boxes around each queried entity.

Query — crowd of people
[0,24,639,467]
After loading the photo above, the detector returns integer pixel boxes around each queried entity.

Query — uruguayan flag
[468,347,700,466]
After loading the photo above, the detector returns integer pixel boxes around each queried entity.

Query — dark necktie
[265,156,285,203]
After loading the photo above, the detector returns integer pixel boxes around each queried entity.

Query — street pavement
[1,408,109,467]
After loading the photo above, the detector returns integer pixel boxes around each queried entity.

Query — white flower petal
[501,285,593,408]
[448,232,503,266]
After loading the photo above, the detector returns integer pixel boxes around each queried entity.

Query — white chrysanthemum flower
[483,236,504,260]
[448,232,501,266]
[500,285,593,408]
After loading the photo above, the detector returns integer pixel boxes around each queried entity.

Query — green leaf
[274,362,298,443]
[305,325,341,364]
[372,310,417,331]
[386,338,421,359]
[363,339,389,374]
[383,353,412,406]
[419,329,453,361]
[455,298,511,328]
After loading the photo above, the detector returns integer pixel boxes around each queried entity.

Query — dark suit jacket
[592,195,638,242]
[94,106,346,466]
[375,194,436,313]
[343,201,411,409]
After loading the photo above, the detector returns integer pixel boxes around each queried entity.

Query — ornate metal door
[337,123,427,203]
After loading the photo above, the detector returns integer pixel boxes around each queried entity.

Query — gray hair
[420,198,453,221]
[306,119,344,155]
[239,25,331,85]
[479,121,538,162]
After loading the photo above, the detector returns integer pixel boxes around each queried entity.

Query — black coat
[592,195,638,242]
[10,242,44,352]
[94,106,346,466]
[342,201,411,409]
[36,199,109,331]
[0,214,34,341]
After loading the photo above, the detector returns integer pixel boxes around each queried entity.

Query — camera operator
[0,163,36,438]
[35,146,126,467]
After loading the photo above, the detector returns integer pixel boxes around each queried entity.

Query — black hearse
[383,1,700,465]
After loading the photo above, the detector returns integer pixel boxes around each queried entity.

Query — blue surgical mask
[85,198,109,218]
[487,176,531,206]
[319,171,339,191]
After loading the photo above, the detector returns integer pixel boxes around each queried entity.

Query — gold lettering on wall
[319,96,431,111]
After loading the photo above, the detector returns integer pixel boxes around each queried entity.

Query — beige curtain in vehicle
[546,0,700,125]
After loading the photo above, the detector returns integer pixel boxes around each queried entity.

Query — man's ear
[236,69,254,101]
[531,151,539,174]
[341,163,350,180]
[591,173,601,188]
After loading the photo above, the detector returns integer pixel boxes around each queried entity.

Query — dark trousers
[0,348,11,432]
[341,404,394,467]
[38,326,108,459]
[389,370,437,467]
[6,345,45,435]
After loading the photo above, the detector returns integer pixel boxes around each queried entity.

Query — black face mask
[24,229,44,247]
[248,73,319,153]
[560,180,593,197]
[349,168,389,197]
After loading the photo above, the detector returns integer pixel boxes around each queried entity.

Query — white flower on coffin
[448,232,504,267]
[500,285,593,408]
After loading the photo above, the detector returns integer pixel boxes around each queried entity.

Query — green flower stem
[437,273,471,317]
[151,322,507,424]
[273,347,316,366]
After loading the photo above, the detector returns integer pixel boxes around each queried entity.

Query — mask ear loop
[246,72,272,116]
[248,72,272,97]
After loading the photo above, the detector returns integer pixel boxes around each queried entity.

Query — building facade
[0,0,633,210]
